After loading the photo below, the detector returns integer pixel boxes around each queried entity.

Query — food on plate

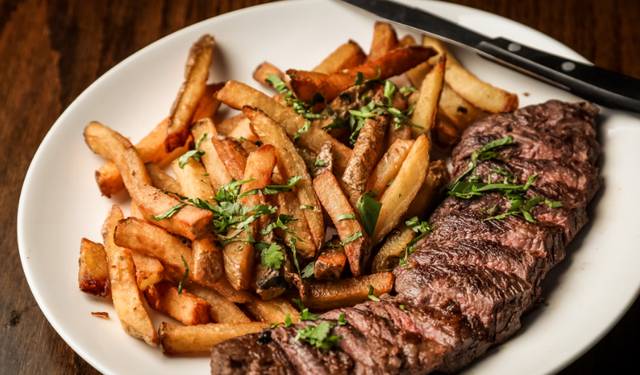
[410,55,445,138]
[131,252,165,292]
[367,21,399,62]
[366,139,414,197]
[183,281,251,323]
[304,272,394,310]
[371,223,416,274]
[146,162,182,194]
[78,238,110,297]
[191,235,224,286]
[253,62,284,88]
[191,118,233,190]
[145,280,212,326]
[171,159,216,203]
[159,322,268,356]
[313,239,348,281]
[313,40,366,74]
[242,297,301,324]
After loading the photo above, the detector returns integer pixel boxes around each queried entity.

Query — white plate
[17,0,640,374]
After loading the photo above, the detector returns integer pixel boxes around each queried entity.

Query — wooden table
[1,0,638,373]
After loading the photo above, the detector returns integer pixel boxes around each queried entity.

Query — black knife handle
[477,37,640,113]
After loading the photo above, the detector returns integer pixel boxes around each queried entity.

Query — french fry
[209,274,253,304]
[184,281,251,323]
[226,115,260,143]
[95,118,191,198]
[312,141,333,178]
[131,251,165,291]
[253,263,288,301]
[305,272,394,310]
[313,40,366,74]
[165,35,215,152]
[270,191,316,258]
[438,84,489,134]
[211,134,249,181]
[146,281,212,326]
[78,238,110,297]
[191,118,233,190]
[313,171,370,276]
[367,22,399,62]
[85,122,213,240]
[286,46,437,103]
[216,81,352,174]
[243,106,324,252]
[410,55,445,138]
[159,322,268,356]
[253,62,284,87]
[366,139,414,197]
[101,206,158,346]
[216,114,247,136]
[193,83,225,121]
[383,117,411,153]
[371,224,416,273]
[171,158,216,203]
[243,297,301,324]
[238,145,277,205]
[342,114,389,207]
[372,135,430,245]
[422,35,518,113]
[399,35,432,87]
[403,160,449,221]
[314,241,347,281]
[145,163,182,195]
[192,235,224,286]
[221,238,255,291]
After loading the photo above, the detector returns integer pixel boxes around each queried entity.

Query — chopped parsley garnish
[354,72,364,85]
[301,261,315,279]
[399,305,406,310]
[300,205,315,210]
[368,285,380,302]
[255,242,284,270]
[357,192,382,237]
[268,322,281,329]
[149,203,187,221]
[285,314,293,327]
[387,179,394,187]
[338,313,347,325]
[178,133,207,168]
[341,231,363,246]
[399,216,435,267]
[294,322,342,349]
[238,175,302,198]
[336,213,356,221]
[177,255,189,295]
[314,158,325,167]
[293,299,320,320]
[288,238,302,275]
[452,136,514,185]
[260,214,303,242]
[265,73,288,94]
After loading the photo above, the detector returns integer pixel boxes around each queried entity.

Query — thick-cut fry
[313,40,366,74]
[243,297,301,324]
[193,83,225,121]
[238,145,277,205]
[209,274,253,304]
[305,272,394,310]
[211,134,249,181]
[314,241,347,281]
[145,163,182,195]
[253,62,284,87]
[191,118,233,190]
[165,35,215,152]
[159,322,268,356]
[216,114,247,136]
[221,238,255,291]
[216,81,352,174]
[410,55,445,138]
[171,158,216,203]
[272,192,316,258]
[131,251,165,291]
[192,235,224,286]
[85,122,213,240]
[226,116,260,143]
[383,118,411,153]
[286,46,437,103]
[101,206,158,346]
[403,160,449,221]
[438,84,490,133]
[342,114,389,207]
[366,139,414,197]
[367,22,399,62]
[78,238,110,297]
[313,142,333,177]
[243,106,324,252]
[314,171,370,276]
[146,281,212,326]
[184,281,251,323]
[372,135,430,245]
[399,35,432,87]
[371,224,416,273]
[422,35,518,113]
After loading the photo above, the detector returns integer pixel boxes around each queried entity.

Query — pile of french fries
[78,23,517,356]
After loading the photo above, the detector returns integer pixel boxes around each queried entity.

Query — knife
[341,0,640,113]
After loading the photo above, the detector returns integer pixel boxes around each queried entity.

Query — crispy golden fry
[145,163,182,195]
[131,251,165,291]
[314,241,347,281]
[85,122,213,240]
[371,224,416,273]
[221,237,255,291]
[286,46,437,103]
[216,114,247,136]
[243,297,301,324]
[227,115,260,143]
[366,139,414,197]
[367,22,399,62]
[159,322,268,356]
[165,35,215,152]
[305,272,394,310]
[313,40,366,74]
[253,62,284,87]
[171,158,216,203]
[372,135,430,245]
[78,238,110,297]
[433,112,460,147]
[192,235,224,286]
[209,274,253,303]
[438,84,489,134]
[243,106,324,252]
[313,141,333,178]
[192,118,233,190]
[383,117,411,153]
[342,114,389,207]
[238,145,277,206]
[216,81,352,175]
[410,55,445,138]
[101,206,158,346]
[403,160,449,221]
[270,192,316,258]
[422,35,518,113]
[193,82,225,121]
[314,171,370,276]
[399,35,432,87]
[183,281,251,323]
[211,133,249,181]
[146,280,212,326]
[95,118,191,198]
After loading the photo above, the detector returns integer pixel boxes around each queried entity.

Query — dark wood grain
[1,0,638,374]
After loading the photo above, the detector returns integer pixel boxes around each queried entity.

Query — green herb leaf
[178,255,189,295]
[342,230,363,246]
[399,305,405,310]
[178,133,207,168]
[386,179,394,187]
[300,205,315,210]
[354,72,364,85]
[399,86,417,93]
[288,238,302,275]
[265,73,289,94]
[368,285,380,302]
[285,314,293,327]
[357,193,382,237]
[336,213,356,221]
[338,313,347,325]
[293,298,320,320]
[452,136,514,185]
[301,261,315,279]
[383,80,397,106]
[314,158,325,167]
[256,242,284,270]
[268,322,280,329]
[149,203,187,221]
[294,321,341,349]
[260,214,303,242]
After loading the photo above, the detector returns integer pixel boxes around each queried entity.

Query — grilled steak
[211,100,601,375]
